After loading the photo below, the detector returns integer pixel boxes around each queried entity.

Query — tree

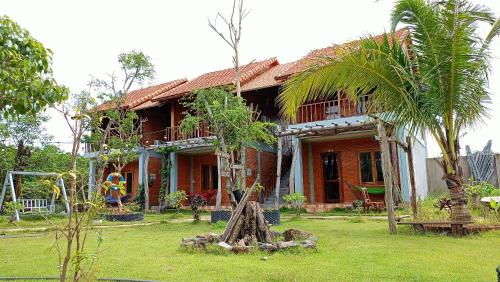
[90,50,155,212]
[180,87,275,208]
[53,91,104,282]
[0,16,68,118]
[278,0,499,225]
[0,114,52,195]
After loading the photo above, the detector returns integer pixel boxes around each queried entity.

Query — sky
[2,0,500,157]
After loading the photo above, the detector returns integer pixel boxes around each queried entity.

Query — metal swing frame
[0,171,70,222]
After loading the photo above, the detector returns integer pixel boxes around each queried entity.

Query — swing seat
[20,199,49,213]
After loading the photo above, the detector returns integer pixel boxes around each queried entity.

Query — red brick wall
[301,137,386,204]
[175,148,277,206]
[141,105,170,146]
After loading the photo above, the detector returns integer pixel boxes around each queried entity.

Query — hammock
[353,185,385,195]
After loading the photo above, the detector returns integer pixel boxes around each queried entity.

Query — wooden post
[216,155,222,210]
[406,136,418,219]
[275,136,283,210]
[377,122,397,234]
[289,139,300,194]
[144,151,150,211]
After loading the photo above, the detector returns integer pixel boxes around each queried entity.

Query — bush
[164,191,188,213]
[190,195,207,222]
[283,192,306,216]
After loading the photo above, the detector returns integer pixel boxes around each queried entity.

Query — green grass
[0,215,499,281]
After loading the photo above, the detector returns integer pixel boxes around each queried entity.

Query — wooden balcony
[164,122,211,142]
[295,95,370,124]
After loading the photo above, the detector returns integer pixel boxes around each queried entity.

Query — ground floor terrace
[89,118,428,211]
[284,116,429,212]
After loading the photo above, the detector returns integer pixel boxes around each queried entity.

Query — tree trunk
[406,136,418,219]
[377,122,397,235]
[446,171,472,222]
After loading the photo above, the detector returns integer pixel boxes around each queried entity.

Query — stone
[277,240,299,249]
[283,229,313,241]
[231,245,250,253]
[217,241,233,250]
[301,239,317,249]
[258,242,278,252]
[261,256,268,261]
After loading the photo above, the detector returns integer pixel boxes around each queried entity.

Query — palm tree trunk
[445,162,472,223]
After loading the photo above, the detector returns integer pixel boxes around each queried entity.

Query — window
[125,172,133,194]
[359,151,384,183]
[202,165,219,191]
[202,165,210,191]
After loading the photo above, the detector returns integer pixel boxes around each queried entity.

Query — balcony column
[169,151,178,193]
[290,136,304,196]
[87,159,96,199]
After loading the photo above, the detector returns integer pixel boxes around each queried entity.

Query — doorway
[322,152,342,203]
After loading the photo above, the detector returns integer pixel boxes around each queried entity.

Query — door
[322,152,342,203]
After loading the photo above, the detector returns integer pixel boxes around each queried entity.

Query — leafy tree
[0,113,52,194]
[279,0,499,223]
[89,50,155,212]
[0,16,68,118]
[180,87,275,208]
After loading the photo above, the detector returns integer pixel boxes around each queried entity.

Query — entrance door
[322,152,341,203]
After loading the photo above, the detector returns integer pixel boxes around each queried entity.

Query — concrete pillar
[87,159,96,199]
[169,152,178,193]
[138,151,145,188]
[293,137,304,195]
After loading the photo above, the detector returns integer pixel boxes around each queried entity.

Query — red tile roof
[276,28,409,79]
[153,58,279,101]
[240,62,294,92]
[97,79,187,111]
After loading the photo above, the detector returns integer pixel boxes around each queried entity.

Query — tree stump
[224,201,273,245]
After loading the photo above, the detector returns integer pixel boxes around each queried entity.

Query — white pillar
[169,152,178,193]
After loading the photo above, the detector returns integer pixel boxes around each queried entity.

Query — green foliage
[283,192,306,216]
[180,87,276,153]
[465,181,499,197]
[279,0,499,178]
[135,184,145,208]
[164,191,188,212]
[190,194,207,222]
[0,16,68,118]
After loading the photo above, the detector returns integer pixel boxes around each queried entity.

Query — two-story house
[86,29,428,212]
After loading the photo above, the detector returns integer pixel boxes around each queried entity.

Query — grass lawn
[0,215,499,281]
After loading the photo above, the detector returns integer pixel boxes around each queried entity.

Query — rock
[206,232,220,243]
[231,245,250,253]
[261,256,268,261]
[217,241,233,250]
[277,240,299,249]
[92,219,103,225]
[283,229,312,241]
[301,239,317,249]
[308,235,318,242]
[258,242,278,252]
[271,231,282,238]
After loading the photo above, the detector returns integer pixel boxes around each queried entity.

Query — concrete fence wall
[426,154,500,195]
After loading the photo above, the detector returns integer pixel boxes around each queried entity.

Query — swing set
[0,171,70,222]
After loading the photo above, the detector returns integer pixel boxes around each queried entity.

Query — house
[86,29,428,212]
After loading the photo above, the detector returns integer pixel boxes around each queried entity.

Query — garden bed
[103,213,144,222]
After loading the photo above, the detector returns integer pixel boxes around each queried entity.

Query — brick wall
[301,137,385,204]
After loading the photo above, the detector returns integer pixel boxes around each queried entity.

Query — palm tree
[278,0,499,222]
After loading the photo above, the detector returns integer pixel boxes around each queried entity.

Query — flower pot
[103,213,144,222]
[264,209,280,225]
[211,210,232,223]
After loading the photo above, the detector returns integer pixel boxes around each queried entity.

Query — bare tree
[208,0,249,97]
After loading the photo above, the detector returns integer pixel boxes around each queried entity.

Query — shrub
[164,190,188,213]
[190,195,207,222]
[283,192,306,216]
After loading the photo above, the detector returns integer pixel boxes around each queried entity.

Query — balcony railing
[294,95,370,124]
[164,122,211,142]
